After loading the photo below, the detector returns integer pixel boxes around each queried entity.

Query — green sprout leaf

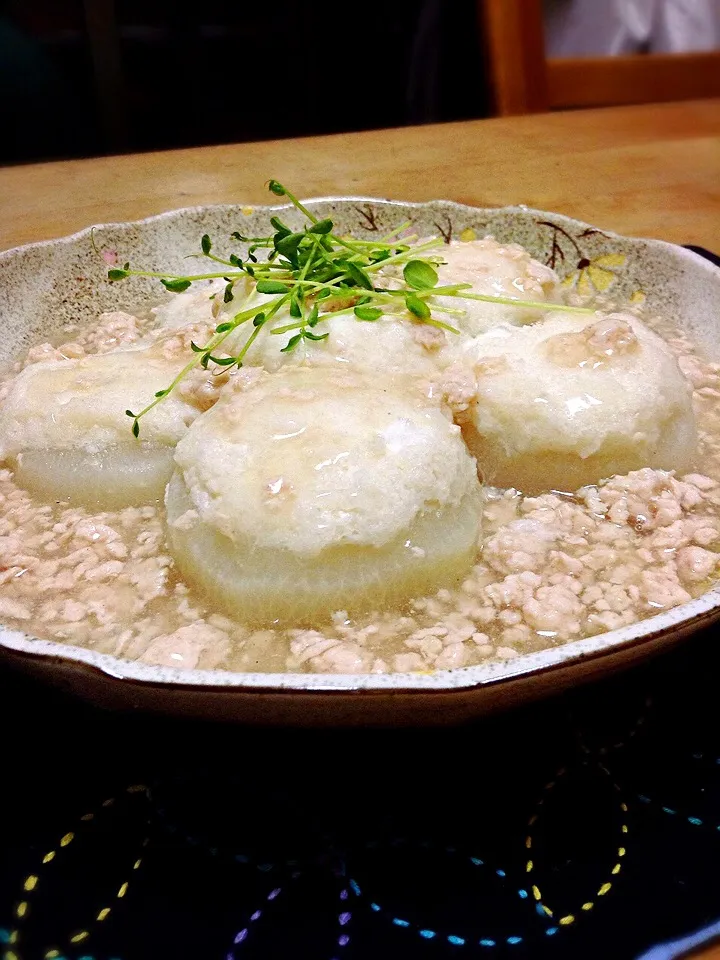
[308,218,333,235]
[405,293,431,320]
[223,282,234,303]
[276,232,304,265]
[267,180,286,196]
[201,234,212,255]
[253,312,266,327]
[256,280,291,294]
[281,333,303,352]
[343,261,373,290]
[303,330,329,342]
[270,216,291,236]
[161,278,192,293]
[108,268,129,281]
[207,355,237,366]
[403,260,438,290]
[354,306,383,322]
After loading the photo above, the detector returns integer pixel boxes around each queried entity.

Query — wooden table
[2,99,720,959]
[0,99,718,253]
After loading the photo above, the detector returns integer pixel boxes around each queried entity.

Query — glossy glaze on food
[0,237,717,675]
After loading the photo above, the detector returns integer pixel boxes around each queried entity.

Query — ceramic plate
[1,199,719,725]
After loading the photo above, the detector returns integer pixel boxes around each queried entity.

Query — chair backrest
[479,0,720,115]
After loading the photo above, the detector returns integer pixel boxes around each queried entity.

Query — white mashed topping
[152,278,447,380]
[150,278,226,329]
[453,311,697,492]
[173,367,479,555]
[0,347,203,507]
[247,312,446,379]
[432,237,560,335]
[150,235,559,378]
[0,347,198,456]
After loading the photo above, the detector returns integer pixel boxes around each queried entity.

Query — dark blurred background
[2,1,718,167]
[0,0,490,166]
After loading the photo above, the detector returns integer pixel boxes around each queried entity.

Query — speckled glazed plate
[1,199,719,725]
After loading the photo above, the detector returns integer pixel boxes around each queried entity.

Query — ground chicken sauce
[0,259,718,676]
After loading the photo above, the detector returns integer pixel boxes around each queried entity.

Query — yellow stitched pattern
[524,764,628,925]
[7,783,149,960]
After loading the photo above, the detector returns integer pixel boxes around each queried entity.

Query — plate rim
[1,196,719,696]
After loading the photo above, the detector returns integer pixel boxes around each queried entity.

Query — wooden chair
[479,0,720,115]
